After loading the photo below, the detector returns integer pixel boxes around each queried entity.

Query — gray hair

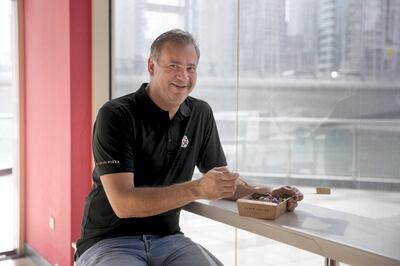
[150,29,200,61]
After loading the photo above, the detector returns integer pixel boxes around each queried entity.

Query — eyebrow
[169,60,197,67]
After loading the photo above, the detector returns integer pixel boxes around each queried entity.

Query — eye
[187,66,197,73]
[168,64,178,70]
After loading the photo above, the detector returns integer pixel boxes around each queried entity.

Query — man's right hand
[197,166,239,200]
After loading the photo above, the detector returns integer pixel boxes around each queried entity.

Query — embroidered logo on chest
[181,135,189,148]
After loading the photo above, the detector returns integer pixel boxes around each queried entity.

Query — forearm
[224,178,272,201]
[102,168,238,218]
[114,180,201,218]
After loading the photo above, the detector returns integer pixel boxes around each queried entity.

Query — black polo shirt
[76,83,226,257]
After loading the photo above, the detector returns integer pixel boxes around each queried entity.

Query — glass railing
[113,75,400,191]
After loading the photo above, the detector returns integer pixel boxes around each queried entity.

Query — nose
[176,68,189,82]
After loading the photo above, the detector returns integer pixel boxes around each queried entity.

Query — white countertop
[183,199,400,266]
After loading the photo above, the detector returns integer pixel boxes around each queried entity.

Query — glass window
[111,0,400,264]
[235,0,400,222]
[0,0,20,255]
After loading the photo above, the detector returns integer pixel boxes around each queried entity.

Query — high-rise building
[340,0,363,79]
[384,0,400,80]
[113,0,399,82]
[197,0,237,78]
[114,0,146,75]
[316,0,336,77]
[363,0,387,80]
[239,0,285,77]
[114,0,199,76]
[285,0,318,78]
[340,0,400,81]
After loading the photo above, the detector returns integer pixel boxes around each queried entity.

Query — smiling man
[75,29,303,266]
[147,40,198,117]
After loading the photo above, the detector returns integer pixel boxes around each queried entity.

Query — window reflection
[112,0,400,264]
[112,0,400,205]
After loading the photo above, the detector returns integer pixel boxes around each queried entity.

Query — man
[76,29,303,266]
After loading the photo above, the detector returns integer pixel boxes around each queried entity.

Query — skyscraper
[317,0,337,77]
[197,0,237,78]
[285,0,318,78]
[384,0,400,80]
[239,0,285,77]
[340,0,400,81]
[340,0,363,79]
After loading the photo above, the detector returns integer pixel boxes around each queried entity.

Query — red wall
[24,0,92,265]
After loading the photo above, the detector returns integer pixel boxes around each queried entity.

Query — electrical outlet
[49,216,55,230]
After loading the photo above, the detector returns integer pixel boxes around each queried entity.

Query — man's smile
[171,83,190,91]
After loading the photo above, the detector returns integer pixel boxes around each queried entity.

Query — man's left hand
[270,186,304,211]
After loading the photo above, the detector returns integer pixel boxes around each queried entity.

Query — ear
[148,57,155,76]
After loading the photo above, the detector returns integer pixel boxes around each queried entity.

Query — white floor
[0,258,36,266]
[0,177,17,253]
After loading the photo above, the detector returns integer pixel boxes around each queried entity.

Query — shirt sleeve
[197,103,227,173]
[92,104,134,176]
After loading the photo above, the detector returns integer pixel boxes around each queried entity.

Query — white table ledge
[183,199,400,266]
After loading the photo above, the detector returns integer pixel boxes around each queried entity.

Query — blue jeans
[76,234,223,266]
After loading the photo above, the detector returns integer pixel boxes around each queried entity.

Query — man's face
[148,41,198,111]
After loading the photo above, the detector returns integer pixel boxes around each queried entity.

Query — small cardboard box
[237,195,290,220]
[316,187,331,194]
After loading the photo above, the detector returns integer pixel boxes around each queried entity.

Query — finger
[230,172,240,179]
[220,171,239,181]
[289,190,304,201]
[217,185,236,194]
[284,186,304,200]
[213,166,229,172]
[221,191,235,197]
[296,192,304,201]
[287,201,298,211]
[221,184,236,191]
[287,198,298,205]
[219,179,238,188]
[285,186,299,193]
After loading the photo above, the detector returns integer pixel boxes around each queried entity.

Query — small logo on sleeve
[181,136,189,148]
